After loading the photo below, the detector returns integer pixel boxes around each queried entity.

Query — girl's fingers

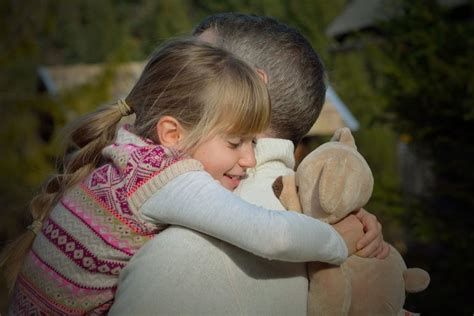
[375,242,391,259]
[355,209,382,251]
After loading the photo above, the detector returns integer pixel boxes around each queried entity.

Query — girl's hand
[353,208,390,259]
[332,214,365,256]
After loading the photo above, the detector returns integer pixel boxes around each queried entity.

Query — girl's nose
[239,143,257,168]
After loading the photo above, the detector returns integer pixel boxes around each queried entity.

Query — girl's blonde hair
[131,38,270,151]
[0,38,270,289]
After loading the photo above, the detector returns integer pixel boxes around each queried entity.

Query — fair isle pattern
[62,187,141,256]
[89,141,181,231]
[11,275,69,316]
[9,251,113,315]
[42,217,125,275]
[9,127,203,315]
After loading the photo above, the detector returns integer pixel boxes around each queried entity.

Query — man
[110,13,388,315]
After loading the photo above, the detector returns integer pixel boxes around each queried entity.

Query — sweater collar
[115,125,150,146]
[253,138,295,171]
[103,126,182,171]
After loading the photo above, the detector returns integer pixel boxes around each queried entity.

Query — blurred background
[1,0,473,313]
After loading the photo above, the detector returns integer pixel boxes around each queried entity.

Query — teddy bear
[272,127,430,316]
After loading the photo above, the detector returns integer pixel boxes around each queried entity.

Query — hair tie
[118,99,134,116]
[27,220,43,235]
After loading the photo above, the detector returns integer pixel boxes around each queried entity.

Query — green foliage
[122,0,194,56]
[327,39,405,247]
[377,0,474,238]
[285,0,346,61]
[373,0,474,312]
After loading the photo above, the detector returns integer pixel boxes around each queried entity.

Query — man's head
[193,13,327,146]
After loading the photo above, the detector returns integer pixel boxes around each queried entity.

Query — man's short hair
[193,13,327,146]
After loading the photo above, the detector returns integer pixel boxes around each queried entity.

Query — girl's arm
[141,171,348,264]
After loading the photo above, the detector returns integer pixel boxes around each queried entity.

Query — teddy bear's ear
[316,152,373,221]
[331,127,356,149]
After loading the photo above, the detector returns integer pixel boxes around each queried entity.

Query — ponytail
[0,100,133,289]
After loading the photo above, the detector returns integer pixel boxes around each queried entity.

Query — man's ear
[255,68,268,84]
[155,116,185,148]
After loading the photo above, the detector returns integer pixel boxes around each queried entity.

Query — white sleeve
[141,171,348,264]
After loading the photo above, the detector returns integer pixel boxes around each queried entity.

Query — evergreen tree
[374,0,474,312]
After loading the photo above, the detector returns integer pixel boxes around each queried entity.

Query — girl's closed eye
[227,138,242,149]
[227,137,257,149]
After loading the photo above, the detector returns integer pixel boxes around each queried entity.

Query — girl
[3,39,359,315]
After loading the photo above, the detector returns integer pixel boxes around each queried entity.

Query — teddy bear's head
[274,128,374,224]
[298,128,374,223]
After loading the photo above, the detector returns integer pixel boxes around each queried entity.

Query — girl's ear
[155,116,185,148]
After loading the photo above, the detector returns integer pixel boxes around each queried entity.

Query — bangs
[178,54,271,153]
[205,68,271,137]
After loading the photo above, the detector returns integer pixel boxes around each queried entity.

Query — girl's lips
[224,174,245,181]
[223,173,245,190]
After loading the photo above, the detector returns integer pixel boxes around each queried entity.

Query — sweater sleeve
[141,171,348,264]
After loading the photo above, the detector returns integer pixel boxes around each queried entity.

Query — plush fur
[273,128,430,316]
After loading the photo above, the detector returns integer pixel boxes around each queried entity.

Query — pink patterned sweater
[9,127,202,315]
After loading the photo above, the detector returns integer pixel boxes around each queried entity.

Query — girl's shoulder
[84,126,203,204]
[69,126,202,233]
